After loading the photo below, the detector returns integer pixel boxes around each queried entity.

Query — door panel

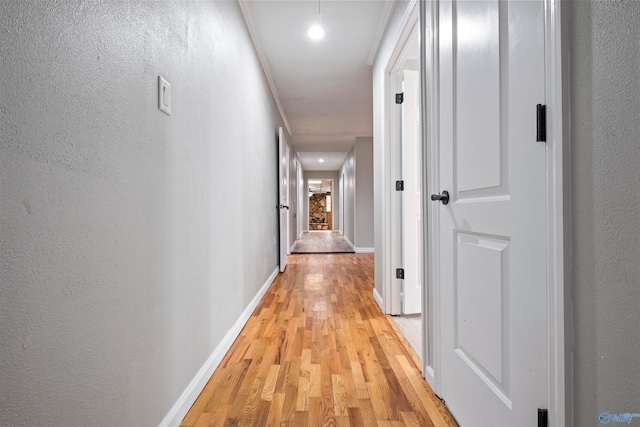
[456,0,503,193]
[455,233,511,402]
[438,0,547,425]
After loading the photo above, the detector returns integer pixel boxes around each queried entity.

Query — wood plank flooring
[290,231,355,254]
[181,254,456,427]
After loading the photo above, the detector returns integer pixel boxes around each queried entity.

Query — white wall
[0,1,285,425]
[354,137,374,249]
[567,2,640,425]
[339,139,374,250]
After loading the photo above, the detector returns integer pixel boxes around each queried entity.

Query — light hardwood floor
[181,254,456,427]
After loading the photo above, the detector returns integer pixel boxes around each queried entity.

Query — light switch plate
[158,76,171,115]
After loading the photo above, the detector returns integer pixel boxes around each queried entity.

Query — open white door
[435,0,548,425]
[278,127,290,272]
[401,69,422,315]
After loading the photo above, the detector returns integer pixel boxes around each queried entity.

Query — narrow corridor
[181,254,456,426]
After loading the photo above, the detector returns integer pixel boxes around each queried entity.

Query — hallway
[181,254,456,426]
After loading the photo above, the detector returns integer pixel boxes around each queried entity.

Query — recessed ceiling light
[318,158,325,163]
[307,25,325,40]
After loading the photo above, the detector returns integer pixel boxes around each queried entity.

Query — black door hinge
[396,93,404,104]
[538,409,548,427]
[396,180,404,191]
[536,104,547,142]
[396,268,405,279]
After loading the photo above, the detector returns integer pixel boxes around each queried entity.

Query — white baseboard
[159,267,279,427]
[373,288,384,310]
[355,247,374,253]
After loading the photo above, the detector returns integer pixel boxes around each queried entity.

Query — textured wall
[568,1,640,425]
[0,1,283,425]
[355,137,374,248]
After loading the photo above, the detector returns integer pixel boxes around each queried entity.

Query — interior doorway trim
[382,0,437,383]
[419,0,439,388]
[544,0,568,424]
[382,1,419,317]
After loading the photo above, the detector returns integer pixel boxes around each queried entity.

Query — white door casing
[297,159,304,239]
[340,173,345,235]
[436,0,548,425]
[401,69,423,315]
[278,127,290,272]
[387,10,420,317]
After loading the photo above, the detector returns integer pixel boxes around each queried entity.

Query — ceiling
[239,0,393,170]
[308,179,334,193]
[298,151,346,171]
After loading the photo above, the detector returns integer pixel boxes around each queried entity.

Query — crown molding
[238,0,293,137]
[366,0,396,66]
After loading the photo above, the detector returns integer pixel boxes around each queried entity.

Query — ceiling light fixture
[307,0,325,40]
[318,158,325,163]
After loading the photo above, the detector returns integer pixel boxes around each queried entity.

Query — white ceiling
[307,179,334,193]
[240,0,393,170]
[298,151,347,171]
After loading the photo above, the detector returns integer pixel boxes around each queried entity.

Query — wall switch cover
[158,76,171,115]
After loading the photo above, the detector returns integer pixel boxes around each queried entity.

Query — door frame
[278,127,290,272]
[383,1,419,318]
[388,23,422,315]
[307,178,334,231]
[340,173,345,235]
[417,0,567,423]
[378,0,566,422]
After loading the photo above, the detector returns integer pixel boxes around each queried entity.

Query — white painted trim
[367,0,396,65]
[355,247,375,254]
[420,0,440,393]
[343,236,355,249]
[237,0,292,136]
[381,1,420,317]
[159,267,279,427]
[373,288,384,310]
[544,0,567,425]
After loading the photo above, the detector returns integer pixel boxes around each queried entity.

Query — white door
[278,127,290,272]
[436,0,547,425]
[401,69,422,315]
